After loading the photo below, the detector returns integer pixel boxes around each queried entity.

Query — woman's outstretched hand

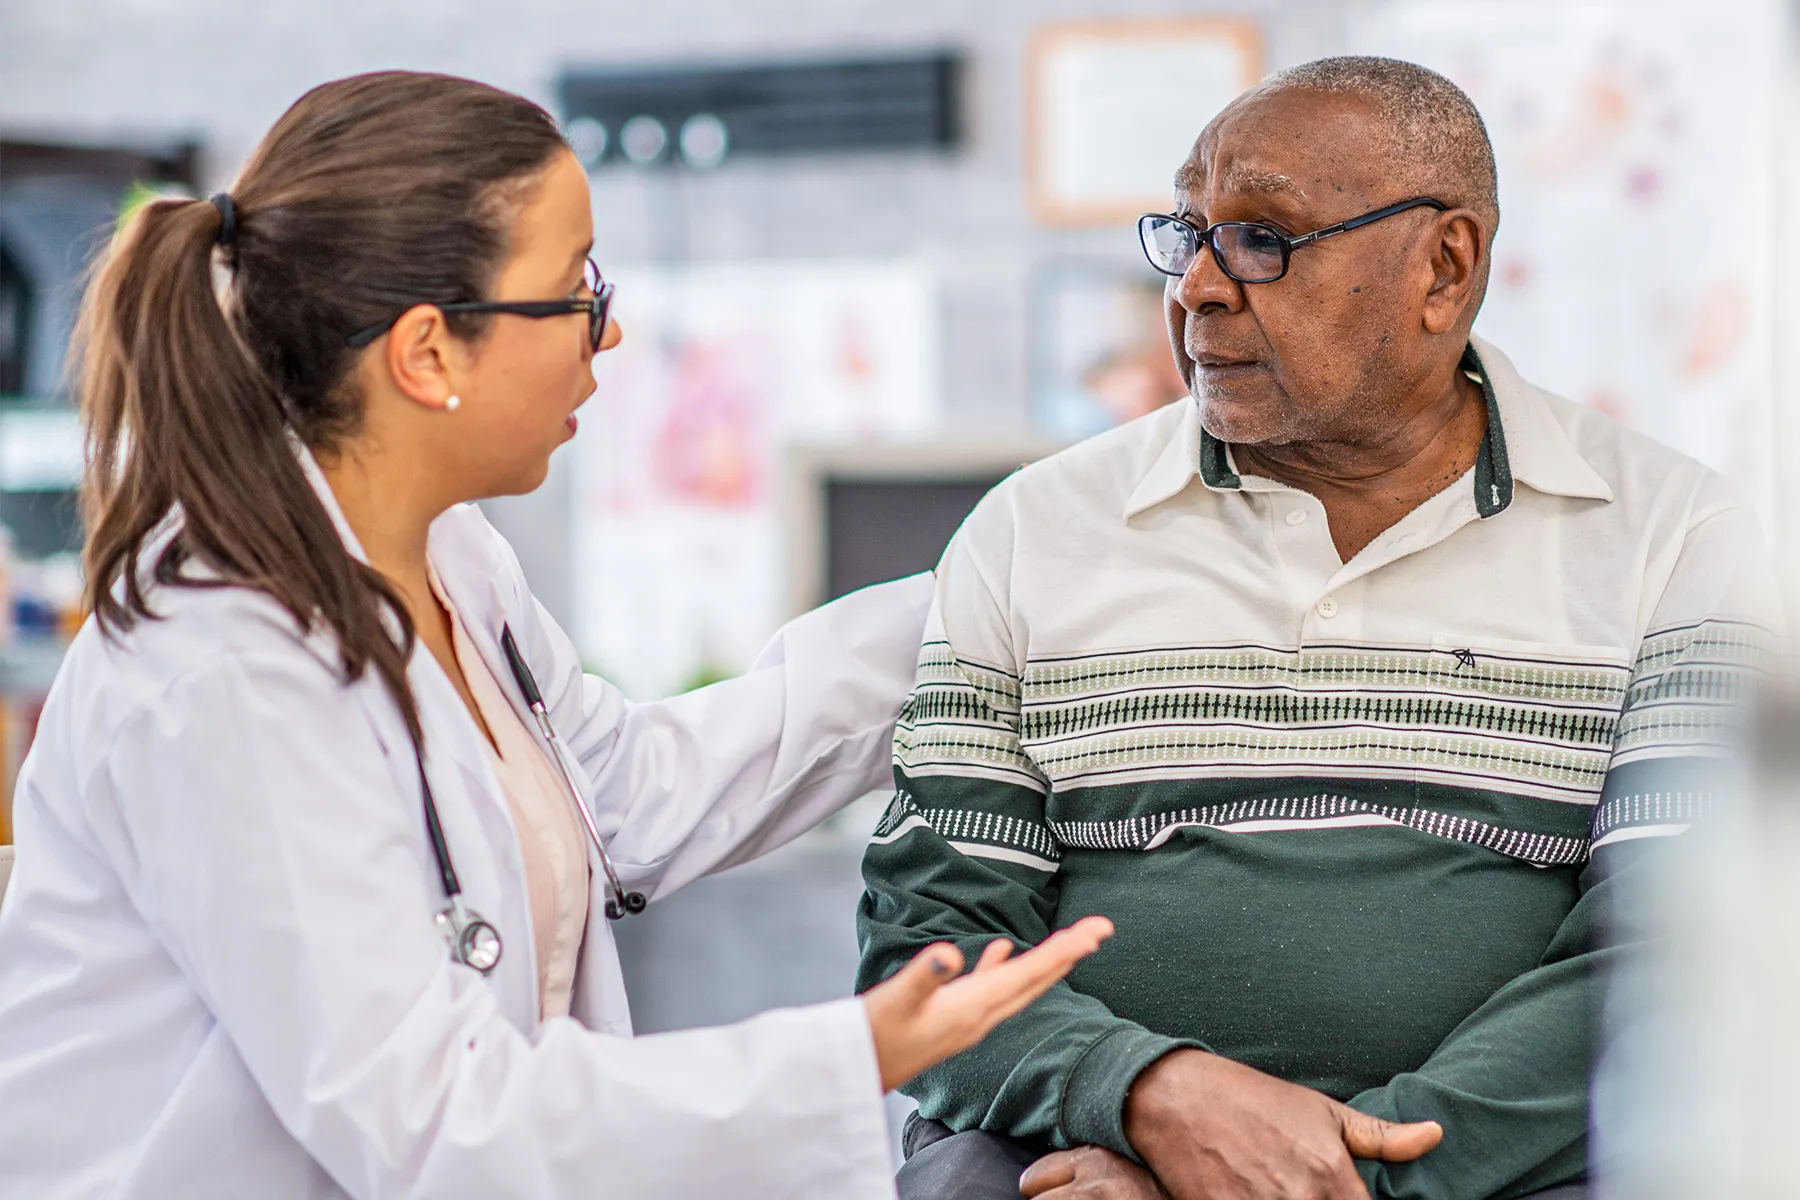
[862,917,1115,1091]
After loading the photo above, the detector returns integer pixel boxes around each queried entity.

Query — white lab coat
[0,458,931,1200]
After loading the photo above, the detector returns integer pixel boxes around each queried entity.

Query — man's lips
[1190,351,1262,369]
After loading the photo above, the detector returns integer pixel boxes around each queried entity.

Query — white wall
[0,0,1351,619]
[8,0,1796,610]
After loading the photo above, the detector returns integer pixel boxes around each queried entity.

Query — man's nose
[1173,239,1246,314]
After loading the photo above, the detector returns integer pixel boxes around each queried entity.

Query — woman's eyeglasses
[1137,197,1447,285]
[346,257,614,353]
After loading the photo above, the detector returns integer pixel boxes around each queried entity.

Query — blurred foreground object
[1597,681,1800,1197]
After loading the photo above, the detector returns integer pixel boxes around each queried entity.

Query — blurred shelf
[0,400,81,492]
[0,636,67,696]
[0,636,64,844]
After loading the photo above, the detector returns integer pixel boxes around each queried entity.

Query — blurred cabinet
[0,639,65,843]
[0,139,198,841]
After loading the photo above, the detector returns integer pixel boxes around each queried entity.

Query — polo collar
[1123,335,1612,520]
[1465,335,1613,506]
[1465,341,1513,518]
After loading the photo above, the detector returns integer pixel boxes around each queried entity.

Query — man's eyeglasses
[346,257,615,352]
[1137,197,1448,285]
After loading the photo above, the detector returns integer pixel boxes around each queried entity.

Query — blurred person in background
[0,70,1116,1200]
[858,56,1780,1200]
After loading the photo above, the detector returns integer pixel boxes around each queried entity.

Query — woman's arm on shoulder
[504,560,932,898]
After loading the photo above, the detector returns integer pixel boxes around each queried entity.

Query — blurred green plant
[677,660,735,694]
[115,181,194,237]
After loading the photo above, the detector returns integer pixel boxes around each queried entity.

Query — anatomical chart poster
[571,261,940,699]
[1353,0,1778,520]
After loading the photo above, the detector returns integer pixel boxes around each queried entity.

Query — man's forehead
[1175,89,1382,203]
[1175,159,1309,202]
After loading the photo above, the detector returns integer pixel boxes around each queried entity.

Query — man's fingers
[1337,1105,1443,1162]
[1326,1154,1376,1200]
[1018,1149,1078,1196]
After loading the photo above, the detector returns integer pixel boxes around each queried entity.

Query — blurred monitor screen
[822,476,1007,601]
[787,442,1061,615]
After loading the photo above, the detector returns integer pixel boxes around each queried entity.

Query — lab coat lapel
[428,534,610,879]
[290,445,541,1030]
[428,520,633,1035]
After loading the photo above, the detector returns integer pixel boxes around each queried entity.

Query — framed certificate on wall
[1027,17,1264,226]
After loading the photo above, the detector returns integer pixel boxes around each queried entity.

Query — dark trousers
[895,1115,1591,1200]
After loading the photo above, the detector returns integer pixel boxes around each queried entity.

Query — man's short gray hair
[1266,55,1499,232]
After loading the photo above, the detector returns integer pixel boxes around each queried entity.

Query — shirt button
[1285,509,1307,526]
[1316,597,1339,619]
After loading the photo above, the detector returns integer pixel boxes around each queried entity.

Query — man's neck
[1232,369,1487,563]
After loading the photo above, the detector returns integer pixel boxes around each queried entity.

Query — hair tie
[209,193,238,249]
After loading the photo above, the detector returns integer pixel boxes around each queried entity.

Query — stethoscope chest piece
[435,896,503,976]
[414,621,648,977]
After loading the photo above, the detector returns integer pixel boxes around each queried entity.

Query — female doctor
[0,71,1110,1199]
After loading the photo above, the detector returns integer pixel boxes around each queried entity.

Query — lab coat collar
[293,438,545,1024]
[290,434,368,560]
[290,438,526,812]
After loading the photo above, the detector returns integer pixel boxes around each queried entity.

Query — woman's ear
[1421,210,1485,336]
[381,305,462,412]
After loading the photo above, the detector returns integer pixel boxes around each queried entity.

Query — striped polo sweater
[855,338,1777,1200]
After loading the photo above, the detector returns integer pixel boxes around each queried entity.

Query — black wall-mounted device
[557,51,961,167]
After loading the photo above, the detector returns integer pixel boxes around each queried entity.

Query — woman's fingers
[890,941,967,1009]
[953,916,1114,1025]
[864,918,1114,1091]
[975,938,1016,969]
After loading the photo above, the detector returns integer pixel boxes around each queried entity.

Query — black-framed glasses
[1137,197,1448,284]
[346,257,615,352]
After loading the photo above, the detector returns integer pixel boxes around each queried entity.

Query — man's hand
[1124,1049,1442,1200]
[1020,1146,1172,1198]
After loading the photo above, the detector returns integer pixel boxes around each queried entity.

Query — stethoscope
[418,623,647,977]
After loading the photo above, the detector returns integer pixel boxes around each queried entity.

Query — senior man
[857,56,1776,1200]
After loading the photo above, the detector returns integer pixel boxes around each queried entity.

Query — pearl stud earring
[444,395,461,412]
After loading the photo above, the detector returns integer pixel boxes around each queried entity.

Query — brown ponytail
[73,72,568,745]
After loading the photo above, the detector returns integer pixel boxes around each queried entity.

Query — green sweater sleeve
[1353,503,1778,1200]
[854,522,1197,1157]
[1346,854,1613,1199]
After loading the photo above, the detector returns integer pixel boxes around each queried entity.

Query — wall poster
[1352,0,1779,520]
[571,260,940,699]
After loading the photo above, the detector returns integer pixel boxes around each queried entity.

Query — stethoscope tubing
[499,625,646,919]
[414,620,647,977]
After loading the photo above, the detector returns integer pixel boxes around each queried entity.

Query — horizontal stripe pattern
[1054,792,1589,867]
[886,623,1770,867]
[1020,643,1627,803]
[895,642,1045,791]
[1611,619,1773,766]
[874,786,1062,866]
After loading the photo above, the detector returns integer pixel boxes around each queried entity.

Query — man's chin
[1194,387,1288,446]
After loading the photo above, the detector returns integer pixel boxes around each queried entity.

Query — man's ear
[381,305,460,413]
[1421,210,1485,336]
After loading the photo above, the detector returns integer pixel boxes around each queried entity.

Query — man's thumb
[1338,1106,1443,1162]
